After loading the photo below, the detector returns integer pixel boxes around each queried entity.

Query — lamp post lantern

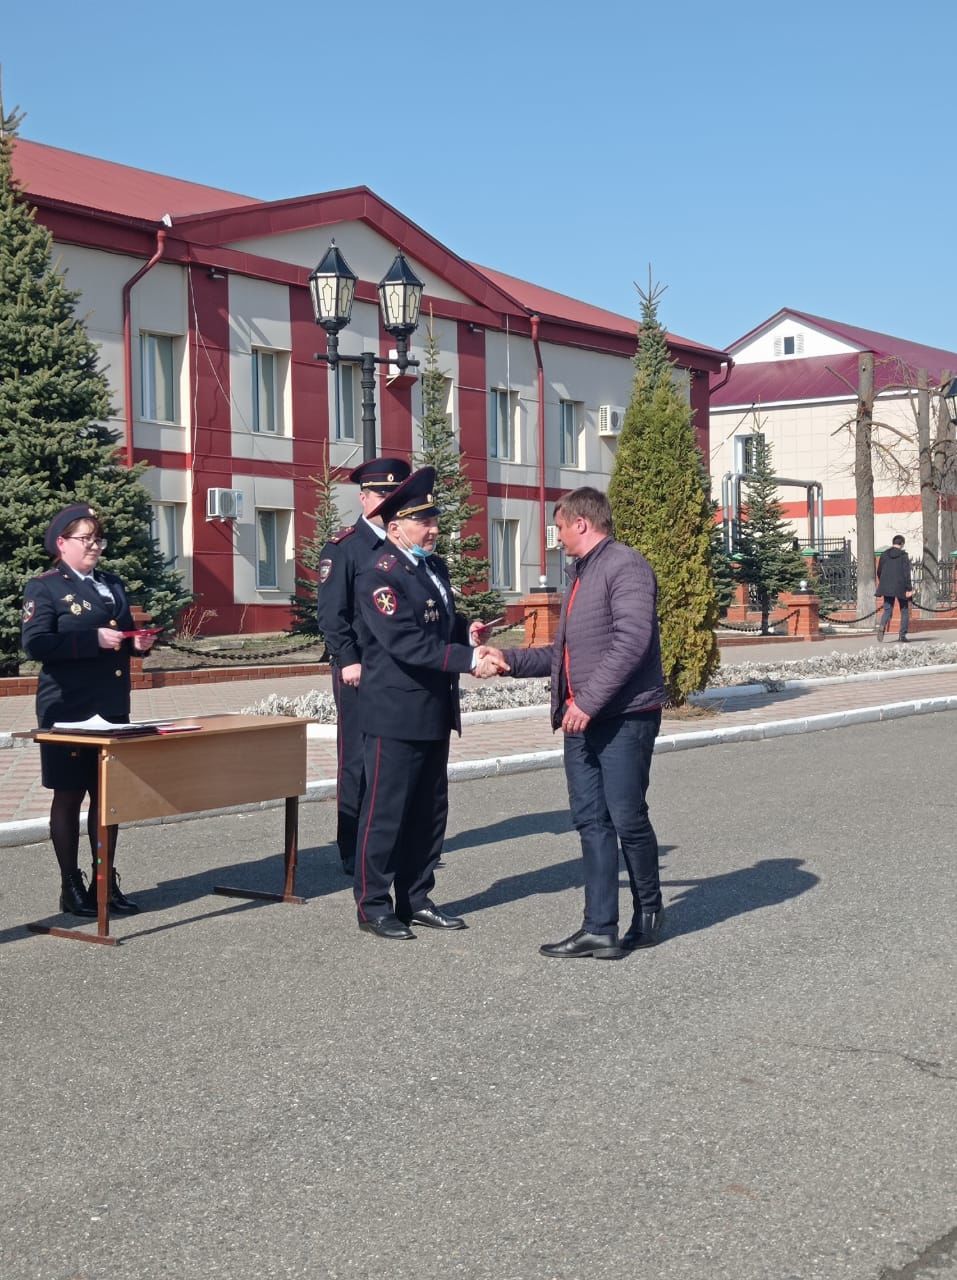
[943,376,957,426]
[310,241,424,460]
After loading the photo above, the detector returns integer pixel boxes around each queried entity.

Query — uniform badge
[63,593,74,603]
[424,598,439,623]
[81,600,92,610]
[70,603,82,615]
[376,553,397,572]
[372,586,398,617]
[319,559,333,584]
[22,600,35,623]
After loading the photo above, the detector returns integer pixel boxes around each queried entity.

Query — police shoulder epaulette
[375,552,399,573]
[38,569,60,579]
[328,525,356,545]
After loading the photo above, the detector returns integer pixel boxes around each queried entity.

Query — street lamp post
[309,241,424,460]
[943,376,957,426]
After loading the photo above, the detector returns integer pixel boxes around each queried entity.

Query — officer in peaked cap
[350,467,508,940]
[316,456,411,876]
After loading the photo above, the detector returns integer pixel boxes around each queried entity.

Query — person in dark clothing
[316,457,411,875]
[483,487,666,960]
[21,504,156,916]
[876,535,913,642]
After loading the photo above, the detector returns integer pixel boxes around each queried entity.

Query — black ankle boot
[103,869,140,915]
[60,869,97,917]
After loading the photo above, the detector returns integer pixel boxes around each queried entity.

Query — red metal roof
[12,138,260,221]
[472,262,726,357]
[716,308,957,406]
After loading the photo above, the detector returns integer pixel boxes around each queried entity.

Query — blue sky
[4,0,956,353]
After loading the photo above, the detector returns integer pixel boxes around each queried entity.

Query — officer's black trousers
[353,734,450,921]
[332,668,365,868]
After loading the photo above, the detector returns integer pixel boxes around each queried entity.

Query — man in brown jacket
[487,487,666,959]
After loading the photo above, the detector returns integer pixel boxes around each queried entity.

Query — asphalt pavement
[1,714,955,1279]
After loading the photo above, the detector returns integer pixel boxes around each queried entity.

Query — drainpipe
[122,224,169,467]
[711,354,735,394]
[530,314,547,582]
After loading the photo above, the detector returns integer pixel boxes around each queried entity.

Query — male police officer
[351,467,506,939]
[316,456,411,875]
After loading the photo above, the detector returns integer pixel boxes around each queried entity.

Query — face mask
[396,530,431,561]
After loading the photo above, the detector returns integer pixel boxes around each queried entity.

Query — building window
[334,364,358,441]
[150,502,182,570]
[140,333,177,423]
[774,333,804,357]
[559,399,581,467]
[490,518,519,590]
[256,510,279,588]
[489,388,518,460]
[252,349,280,433]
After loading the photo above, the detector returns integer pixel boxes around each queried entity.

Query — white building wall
[228,275,294,466]
[733,316,859,363]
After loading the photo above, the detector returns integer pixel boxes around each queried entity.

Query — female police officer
[21,503,156,916]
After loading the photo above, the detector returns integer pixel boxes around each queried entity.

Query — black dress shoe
[358,914,415,940]
[539,929,622,959]
[400,904,467,930]
[60,870,97,917]
[622,907,666,950]
[341,860,355,878]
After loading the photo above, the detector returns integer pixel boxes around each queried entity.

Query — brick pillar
[724,581,751,623]
[521,590,562,646]
[779,591,821,639]
[129,604,153,688]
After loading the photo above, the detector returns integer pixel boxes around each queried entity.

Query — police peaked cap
[44,503,99,556]
[370,467,439,523]
[349,457,412,490]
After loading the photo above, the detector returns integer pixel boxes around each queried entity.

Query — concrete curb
[3,693,957,849]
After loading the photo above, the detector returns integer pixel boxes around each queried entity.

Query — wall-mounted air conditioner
[598,404,625,436]
[545,524,561,551]
[206,488,244,520]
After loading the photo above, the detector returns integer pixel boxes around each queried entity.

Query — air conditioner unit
[545,524,560,551]
[206,487,243,520]
[598,404,625,436]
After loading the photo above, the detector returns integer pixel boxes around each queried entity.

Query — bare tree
[938,369,957,582]
[916,369,939,606]
[855,354,876,614]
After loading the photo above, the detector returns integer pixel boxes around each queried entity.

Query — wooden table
[23,715,311,946]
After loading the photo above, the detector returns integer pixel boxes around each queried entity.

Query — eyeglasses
[63,536,108,549]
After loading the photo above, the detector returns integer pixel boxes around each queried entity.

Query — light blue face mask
[407,542,430,561]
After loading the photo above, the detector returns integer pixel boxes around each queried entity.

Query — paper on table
[50,715,157,734]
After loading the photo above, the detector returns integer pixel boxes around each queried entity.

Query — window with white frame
[559,399,582,467]
[150,502,183,571]
[140,332,177,423]
[256,510,280,589]
[488,388,518,460]
[334,364,359,441]
[252,349,281,433]
[490,518,519,590]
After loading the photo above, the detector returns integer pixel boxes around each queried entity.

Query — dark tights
[49,787,117,881]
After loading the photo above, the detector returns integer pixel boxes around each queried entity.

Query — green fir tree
[413,319,502,619]
[289,451,345,636]
[0,100,189,673]
[608,275,719,703]
[736,432,806,633]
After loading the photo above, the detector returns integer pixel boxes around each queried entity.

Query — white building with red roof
[12,137,731,634]
[710,308,957,557]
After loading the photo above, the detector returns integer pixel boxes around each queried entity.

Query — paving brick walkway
[3,665,957,826]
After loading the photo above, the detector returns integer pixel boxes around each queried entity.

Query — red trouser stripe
[356,737,382,922]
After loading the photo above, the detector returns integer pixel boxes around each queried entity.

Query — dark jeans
[563,710,662,936]
[880,596,910,637]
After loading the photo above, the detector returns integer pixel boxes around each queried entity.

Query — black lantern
[944,376,957,426]
[377,251,424,337]
[308,241,357,334]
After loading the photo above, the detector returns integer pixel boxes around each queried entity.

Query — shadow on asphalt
[444,808,574,851]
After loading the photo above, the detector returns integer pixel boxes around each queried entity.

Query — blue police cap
[348,457,411,491]
[370,467,439,523]
[44,503,99,556]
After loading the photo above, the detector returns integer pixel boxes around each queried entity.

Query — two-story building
[13,137,731,633]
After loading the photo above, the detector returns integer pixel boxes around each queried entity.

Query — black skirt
[39,715,131,791]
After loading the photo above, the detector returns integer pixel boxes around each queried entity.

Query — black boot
[622,907,666,950]
[91,868,140,915]
[59,869,97,917]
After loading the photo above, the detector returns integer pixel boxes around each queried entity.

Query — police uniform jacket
[316,519,385,667]
[21,566,136,728]
[355,546,474,740]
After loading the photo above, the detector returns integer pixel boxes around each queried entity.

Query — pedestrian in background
[21,503,156,917]
[876,535,913,642]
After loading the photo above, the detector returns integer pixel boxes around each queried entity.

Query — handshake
[473,645,509,679]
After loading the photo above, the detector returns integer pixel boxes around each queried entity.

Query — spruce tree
[413,319,502,618]
[608,275,719,703]
[289,451,344,636]
[736,432,806,633]
[0,99,189,673]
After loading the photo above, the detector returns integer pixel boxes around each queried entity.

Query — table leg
[213,795,306,905]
